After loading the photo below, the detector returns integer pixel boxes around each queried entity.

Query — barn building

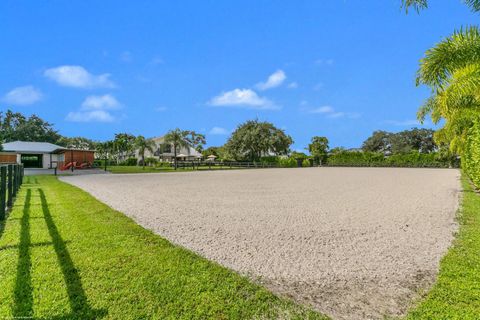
[0,141,95,169]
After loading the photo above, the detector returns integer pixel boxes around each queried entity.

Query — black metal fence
[174,161,281,170]
[0,164,24,220]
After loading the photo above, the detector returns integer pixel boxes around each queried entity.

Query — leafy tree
[135,136,156,169]
[202,146,221,158]
[113,133,136,164]
[57,136,96,150]
[362,131,392,153]
[185,131,206,152]
[224,120,293,161]
[308,136,329,164]
[164,129,206,169]
[330,147,346,154]
[362,129,436,154]
[95,140,115,164]
[0,109,61,143]
[290,151,308,159]
[390,128,436,154]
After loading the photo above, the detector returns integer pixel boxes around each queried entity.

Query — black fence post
[7,164,13,207]
[16,164,20,191]
[15,165,20,193]
[19,164,24,186]
[0,166,6,220]
[12,165,17,198]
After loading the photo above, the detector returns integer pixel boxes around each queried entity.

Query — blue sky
[0,1,477,150]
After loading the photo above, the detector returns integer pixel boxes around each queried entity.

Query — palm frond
[403,0,480,13]
[417,26,480,89]
[464,0,480,11]
[434,64,480,117]
[402,0,428,13]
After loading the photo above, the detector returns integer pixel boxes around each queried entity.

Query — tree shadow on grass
[11,184,106,319]
[0,177,36,242]
[38,188,107,319]
[13,188,33,318]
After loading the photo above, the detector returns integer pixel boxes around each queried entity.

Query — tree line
[0,109,452,167]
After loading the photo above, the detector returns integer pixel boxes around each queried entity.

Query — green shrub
[326,151,455,168]
[260,156,280,164]
[302,159,311,167]
[278,157,297,168]
[464,117,480,188]
[119,158,138,166]
[155,161,172,168]
[93,159,116,167]
[144,157,158,166]
[290,151,308,160]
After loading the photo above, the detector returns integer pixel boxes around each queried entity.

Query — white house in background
[135,136,202,162]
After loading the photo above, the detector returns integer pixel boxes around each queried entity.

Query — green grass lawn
[0,176,325,320]
[406,175,480,319]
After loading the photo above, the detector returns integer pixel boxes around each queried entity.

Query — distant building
[0,141,95,169]
[135,136,202,162]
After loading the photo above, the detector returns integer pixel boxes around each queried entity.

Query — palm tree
[135,136,156,169]
[416,26,480,153]
[402,0,480,12]
[164,129,206,170]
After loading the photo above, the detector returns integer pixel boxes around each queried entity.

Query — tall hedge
[464,118,480,188]
[326,151,456,168]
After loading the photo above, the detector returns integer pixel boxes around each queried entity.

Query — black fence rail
[174,161,281,170]
[0,164,25,220]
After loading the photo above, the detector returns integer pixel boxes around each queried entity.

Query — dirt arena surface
[61,167,460,319]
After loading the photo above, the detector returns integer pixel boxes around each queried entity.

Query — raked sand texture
[61,167,460,320]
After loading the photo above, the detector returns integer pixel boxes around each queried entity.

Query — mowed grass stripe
[0,176,325,319]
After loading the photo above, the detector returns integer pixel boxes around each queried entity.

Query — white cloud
[67,94,121,122]
[307,105,360,119]
[384,119,425,126]
[2,86,42,105]
[209,127,230,135]
[66,110,115,122]
[287,82,298,89]
[209,88,278,110]
[256,70,286,91]
[81,94,120,110]
[44,65,115,88]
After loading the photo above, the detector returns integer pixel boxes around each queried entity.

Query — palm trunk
[174,143,177,170]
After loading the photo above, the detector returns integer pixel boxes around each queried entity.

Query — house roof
[2,141,65,153]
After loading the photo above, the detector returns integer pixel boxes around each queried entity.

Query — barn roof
[2,141,65,153]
